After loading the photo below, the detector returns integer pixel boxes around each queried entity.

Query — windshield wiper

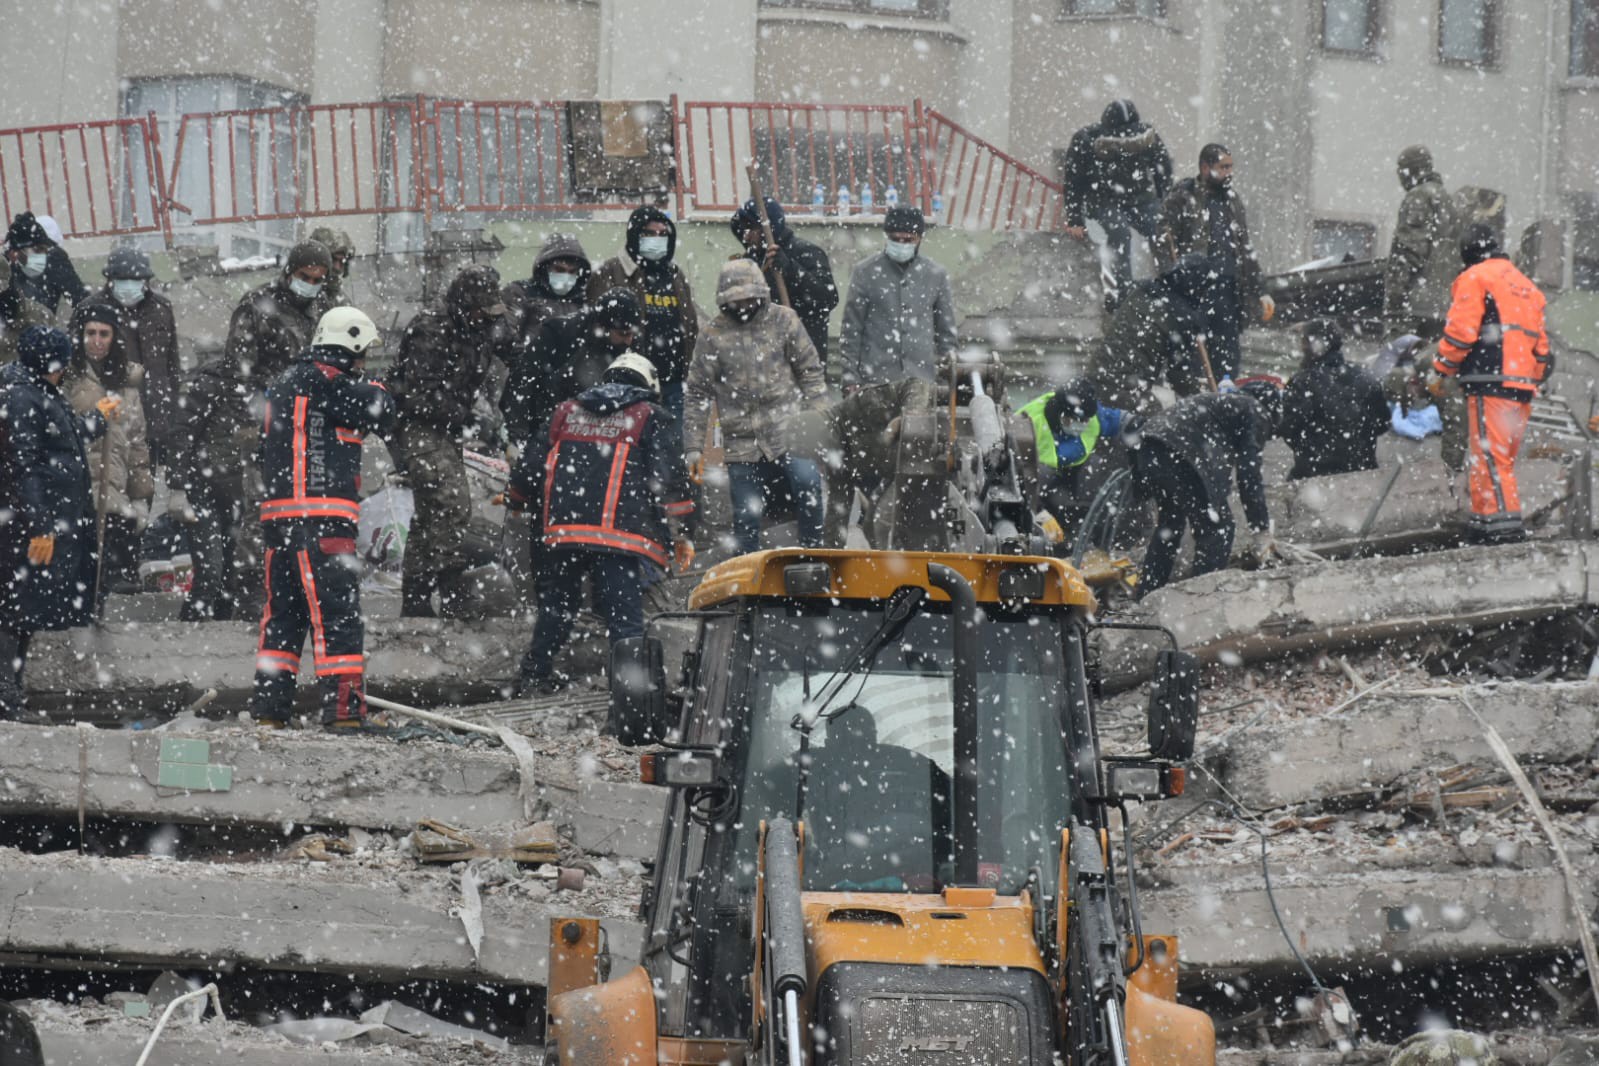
[790,585,927,823]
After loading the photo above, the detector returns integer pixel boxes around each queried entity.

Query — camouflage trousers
[392,425,472,587]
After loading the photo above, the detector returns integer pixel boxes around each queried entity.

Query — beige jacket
[65,362,153,517]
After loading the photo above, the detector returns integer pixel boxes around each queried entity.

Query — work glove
[1589,414,1599,437]
[686,451,705,484]
[1425,368,1449,400]
[1259,294,1276,322]
[673,538,697,574]
[1242,527,1280,569]
[1033,511,1065,545]
[168,490,198,525]
[27,535,55,566]
[95,396,122,421]
[131,499,152,531]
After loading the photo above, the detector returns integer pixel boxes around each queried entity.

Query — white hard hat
[37,215,64,245]
[312,306,381,354]
[605,351,660,395]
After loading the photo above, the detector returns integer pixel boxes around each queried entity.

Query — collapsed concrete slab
[38,1029,539,1066]
[0,849,642,987]
[1205,681,1599,811]
[0,723,661,861]
[1101,539,1596,689]
[1142,858,1599,972]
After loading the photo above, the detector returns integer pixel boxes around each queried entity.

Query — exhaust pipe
[927,563,980,886]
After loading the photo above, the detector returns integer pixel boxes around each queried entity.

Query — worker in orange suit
[1430,223,1551,545]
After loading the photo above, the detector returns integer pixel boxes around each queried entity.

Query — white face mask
[289,276,324,300]
[547,271,579,296]
[884,239,918,264]
[111,279,147,307]
[20,252,48,278]
[637,235,670,262]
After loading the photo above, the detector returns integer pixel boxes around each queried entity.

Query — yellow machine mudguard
[547,964,659,1065]
[1124,984,1216,1066]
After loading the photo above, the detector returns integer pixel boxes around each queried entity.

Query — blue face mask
[547,271,579,296]
[637,235,670,262]
[884,239,918,264]
[111,279,147,307]
[289,276,324,300]
[20,252,48,278]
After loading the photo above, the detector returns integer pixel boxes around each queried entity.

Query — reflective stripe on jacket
[1435,256,1550,401]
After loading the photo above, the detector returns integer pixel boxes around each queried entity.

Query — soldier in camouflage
[1384,145,1461,340]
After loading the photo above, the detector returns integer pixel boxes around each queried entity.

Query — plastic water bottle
[812,183,826,214]
[859,184,874,214]
[837,184,852,216]
[884,184,899,209]
[931,190,944,219]
[1218,375,1237,394]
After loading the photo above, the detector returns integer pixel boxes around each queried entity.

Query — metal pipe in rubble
[764,817,809,1063]
[927,563,980,885]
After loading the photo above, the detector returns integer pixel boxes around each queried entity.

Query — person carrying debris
[1383,146,1461,340]
[385,264,505,618]
[1429,223,1551,545]
[308,226,357,306]
[685,259,829,554]
[505,353,695,698]
[730,197,838,360]
[1280,318,1390,480]
[1061,98,1174,312]
[589,206,698,424]
[1088,253,1211,414]
[63,305,153,603]
[837,205,958,388]
[0,327,118,720]
[1132,380,1281,595]
[251,307,394,731]
[1157,144,1273,381]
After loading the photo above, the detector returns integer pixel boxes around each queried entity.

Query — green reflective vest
[1019,393,1100,469]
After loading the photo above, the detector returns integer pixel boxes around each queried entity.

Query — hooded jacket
[508,381,695,566]
[730,199,839,358]
[837,242,958,387]
[685,261,828,463]
[1089,255,1211,413]
[588,207,699,385]
[1063,100,1174,227]
[63,332,153,517]
[1135,392,1272,534]
[387,272,502,438]
[70,284,181,459]
[0,358,103,631]
[1384,167,1460,326]
[1281,346,1390,480]
[502,233,592,360]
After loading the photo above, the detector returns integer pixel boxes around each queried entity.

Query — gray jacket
[838,251,958,387]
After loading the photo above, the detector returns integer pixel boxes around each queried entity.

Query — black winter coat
[170,355,252,499]
[12,246,89,319]
[1136,392,1272,533]
[0,361,101,632]
[1281,354,1390,480]
[1062,112,1173,227]
[500,311,625,446]
[508,382,695,567]
[742,230,839,359]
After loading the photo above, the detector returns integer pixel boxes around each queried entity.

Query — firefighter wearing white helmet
[503,350,697,708]
[249,306,396,732]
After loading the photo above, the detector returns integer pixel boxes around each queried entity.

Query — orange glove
[27,535,54,566]
[95,396,122,421]
[1426,370,1448,400]
[1259,294,1276,323]
[686,452,705,484]
[1588,414,1599,436]
[673,538,696,574]
[490,492,505,506]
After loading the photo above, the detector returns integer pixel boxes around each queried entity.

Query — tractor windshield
[731,603,1074,898]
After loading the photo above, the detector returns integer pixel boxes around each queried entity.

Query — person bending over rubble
[505,353,695,699]
[1017,377,1139,509]
[1132,380,1281,596]
[251,308,395,732]
[1280,318,1390,480]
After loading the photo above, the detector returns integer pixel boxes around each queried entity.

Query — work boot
[0,632,24,722]
[401,572,437,618]
[324,713,403,738]
[515,672,570,699]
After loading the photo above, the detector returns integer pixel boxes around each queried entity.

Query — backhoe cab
[547,549,1214,1066]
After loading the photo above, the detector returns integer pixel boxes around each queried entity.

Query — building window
[123,76,303,258]
[1438,0,1498,67]
[1312,220,1378,263]
[759,0,949,18]
[1321,0,1380,56]
[1573,0,1599,77]
[1061,0,1166,15]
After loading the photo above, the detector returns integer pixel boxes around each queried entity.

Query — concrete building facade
[3,0,1598,282]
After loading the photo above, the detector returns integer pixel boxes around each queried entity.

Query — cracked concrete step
[0,723,663,862]
[1206,681,1599,811]
[37,1030,541,1066]
[1101,539,1597,689]
[0,849,642,987]
[1143,858,1598,972]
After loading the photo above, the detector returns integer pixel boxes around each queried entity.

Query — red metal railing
[678,99,932,218]
[923,106,1062,231]
[0,116,167,241]
[0,97,1061,247]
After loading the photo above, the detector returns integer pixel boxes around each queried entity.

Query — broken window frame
[1437,0,1500,69]
[1319,0,1383,58]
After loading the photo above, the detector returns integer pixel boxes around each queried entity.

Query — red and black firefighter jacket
[1434,255,1551,402]
[259,348,396,530]
[508,381,695,567]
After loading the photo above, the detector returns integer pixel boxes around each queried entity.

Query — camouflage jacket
[225,277,329,388]
[1384,173,1460,326]
[684,299,828,463]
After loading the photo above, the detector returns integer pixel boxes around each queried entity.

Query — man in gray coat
[838,205,958,388]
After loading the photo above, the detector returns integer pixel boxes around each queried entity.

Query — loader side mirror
[609,637,671,746]
[1147,649,1199,761]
